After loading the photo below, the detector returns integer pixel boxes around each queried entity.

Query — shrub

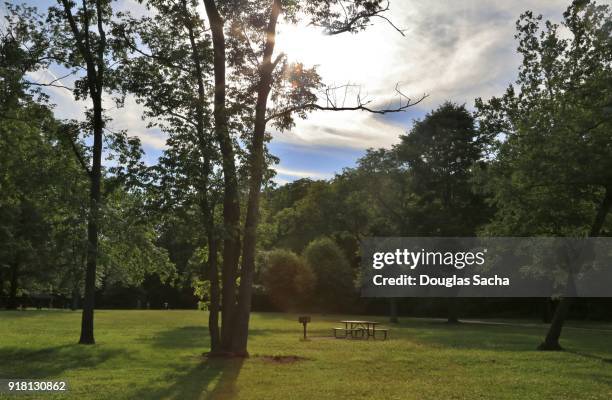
[303,237,355,311]
[261,249,315,311]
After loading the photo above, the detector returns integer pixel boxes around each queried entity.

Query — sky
[10,0,578,184]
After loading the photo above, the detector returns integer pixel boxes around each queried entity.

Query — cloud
[24,0,573,180]
[273,0,570,151]
[28,68,168,155]
[106,96,168,150]
[273,166,332,180]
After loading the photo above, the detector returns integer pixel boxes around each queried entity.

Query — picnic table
[333,320,388,340]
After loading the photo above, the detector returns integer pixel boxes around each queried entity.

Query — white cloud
[273,166,332,180]
[29,69,168,151]
[31,0,573,157]
[106,96,168,150]
[274,0,571,150]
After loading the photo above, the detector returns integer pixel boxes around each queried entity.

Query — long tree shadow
[0,344,126,378]
[142,326,209,349]
[145,326,286,350]
[132,358,244,400]
[131,326,256,399]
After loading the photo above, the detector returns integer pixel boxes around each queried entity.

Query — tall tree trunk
[538,186,612,350]
[79,95,103,345]
[208,235,221,351]
[203,0,242,353]
[183,2,222,352]
[60,0,106,345]
[231,0,281,356]
[7,261,19,310]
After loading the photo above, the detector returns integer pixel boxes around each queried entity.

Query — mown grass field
[1,310,611,399]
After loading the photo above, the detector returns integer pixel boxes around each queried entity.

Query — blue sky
[8,0,575,183]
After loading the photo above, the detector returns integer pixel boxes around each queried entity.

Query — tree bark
[230,0,282,356]
[79,94,102,345]
[203,0,242,353]
[538,186,612,350]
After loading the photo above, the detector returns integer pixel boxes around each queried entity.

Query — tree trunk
[446,299,460,324]
[231,0,282,356]
[208,235,221,351]
[538,186,612,350]
[59,0,107,345]
[203,0,242,353]
[7,261,19,310]
[79,95,103,345]
[184,4,222,353]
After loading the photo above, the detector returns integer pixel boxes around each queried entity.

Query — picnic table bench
[333,320,388,340]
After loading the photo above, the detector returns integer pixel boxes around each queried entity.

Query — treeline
[0,0,611,353]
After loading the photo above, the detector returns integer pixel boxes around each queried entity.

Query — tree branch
[66,127,92,177]
[324,1,405,36]
[266,84,427,122]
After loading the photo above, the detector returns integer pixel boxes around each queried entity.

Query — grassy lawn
[1,310,611,399]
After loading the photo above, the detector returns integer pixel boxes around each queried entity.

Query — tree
[115,0,225,350]
[394,102,489,323]
[201,0,423,356]
[0,27,85,309]
[303,237,355,312]
[395,102,488,237]
[261,249,314,312]
[8,0,157,343]
[475,0,612,350]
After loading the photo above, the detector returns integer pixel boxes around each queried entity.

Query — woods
[1,0,611,360]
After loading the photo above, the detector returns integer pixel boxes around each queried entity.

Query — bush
[261,249,315,312]
[303,237,355,311]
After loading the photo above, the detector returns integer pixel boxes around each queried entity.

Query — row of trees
[1,0,610,354]
[257,0,612,350]
[2,0,416,356]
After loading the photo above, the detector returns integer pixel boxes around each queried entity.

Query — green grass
[1,310,611,399]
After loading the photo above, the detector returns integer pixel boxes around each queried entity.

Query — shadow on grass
[145,326,293,350]
[131,326,255,399]
[132,357,244,400]
[145,326,209,349]
[0,345,126,378]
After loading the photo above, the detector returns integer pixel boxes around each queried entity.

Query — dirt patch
[258,355,309,364]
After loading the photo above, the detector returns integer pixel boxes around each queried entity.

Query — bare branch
[324,1,405,36]
[266,84,427,122]
[24,80,75,91]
